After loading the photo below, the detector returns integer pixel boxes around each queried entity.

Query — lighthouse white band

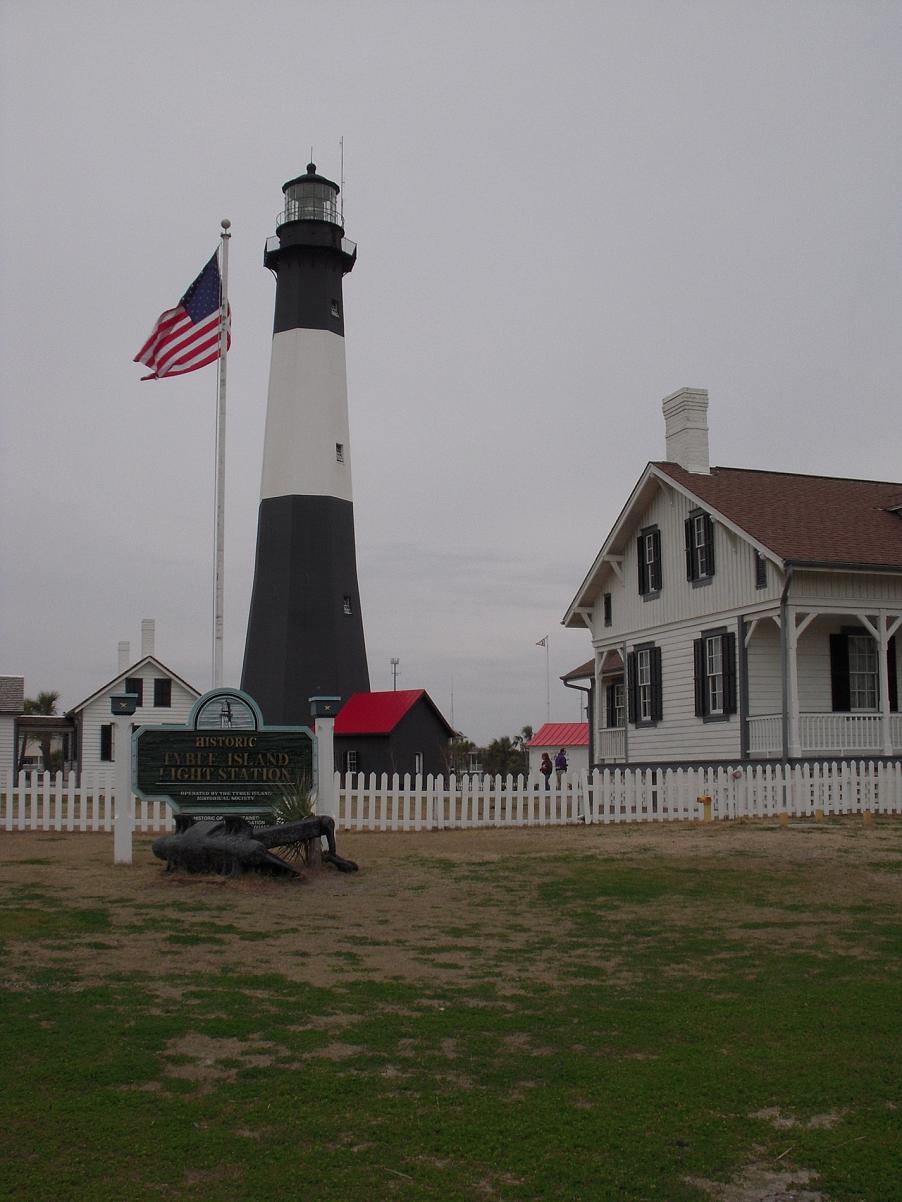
[260,327,353,502]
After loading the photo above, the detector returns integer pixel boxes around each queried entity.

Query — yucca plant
[269,774,318,864]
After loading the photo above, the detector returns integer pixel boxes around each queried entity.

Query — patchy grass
[0,821,900,1201]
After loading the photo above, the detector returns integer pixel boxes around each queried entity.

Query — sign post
[111,692,139,865]
[310,696,340,820]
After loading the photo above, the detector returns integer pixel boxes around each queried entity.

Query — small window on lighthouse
[331,300,340,318]
[343,595,353,615]
[336,443,344,463]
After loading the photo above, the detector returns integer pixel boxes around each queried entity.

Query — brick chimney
[662,387,710,475]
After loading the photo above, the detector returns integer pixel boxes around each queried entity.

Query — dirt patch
[162,1033,282,1083]
[687,1161,826,1201]
[1,819,900,999]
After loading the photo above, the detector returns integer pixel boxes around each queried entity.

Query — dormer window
[685,510,715,583]
[336,443,344,463]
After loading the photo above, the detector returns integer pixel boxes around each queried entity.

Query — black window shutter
[627,652,637,723]
[652,530,662,591]
[888,635,898,712]
[693,638,706,717]
[704,513,715,577]
[637,535,646,594]
[830,632,850,712]
[100,724,112,761]
[685,517,695,581]
[723,632,737,714]
[651,646,663,722]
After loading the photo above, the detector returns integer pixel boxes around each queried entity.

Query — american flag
[134,252,231,380]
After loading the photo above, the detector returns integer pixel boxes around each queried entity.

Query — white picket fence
[2,761,901,835]
[335,761,902,831]
[0,769,173,834]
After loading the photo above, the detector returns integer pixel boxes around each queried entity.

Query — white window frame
[637,649,652,722]
[848,634,878,711]
[705,635,724,716]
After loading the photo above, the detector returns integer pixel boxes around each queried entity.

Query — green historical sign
[133,688,312,818]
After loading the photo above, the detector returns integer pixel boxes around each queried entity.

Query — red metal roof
[528,722,588,748]
[334,690,455,736]
[655,463,902,568]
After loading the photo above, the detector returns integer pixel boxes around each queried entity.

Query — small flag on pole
[134,252,231,380]
[536,636,548,647]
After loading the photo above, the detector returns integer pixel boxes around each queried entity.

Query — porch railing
[597,727,625,761]
[748,713,902,757]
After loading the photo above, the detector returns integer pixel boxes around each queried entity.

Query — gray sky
[2,0,900,743]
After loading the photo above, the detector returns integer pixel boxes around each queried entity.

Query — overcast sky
[2,0,900,743]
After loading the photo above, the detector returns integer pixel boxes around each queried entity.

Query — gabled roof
[334,689,456,737]
[654,463,902,568]
[528,722,588,748]
[66,656,200,715]
[564,461,902,624]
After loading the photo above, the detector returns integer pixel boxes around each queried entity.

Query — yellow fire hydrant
[698,795,713,823]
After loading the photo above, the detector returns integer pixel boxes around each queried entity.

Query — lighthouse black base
[241,494,370,726]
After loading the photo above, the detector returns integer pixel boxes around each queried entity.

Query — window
[685,510,715,582]
[344,750,358,774]
[754,551,767,590]
[343,595,353,615]
[605,678,625,728]
[414,753,423,775]
[830,629,898,713]
[124,677,143,707]
[603,593,612,627]
[336,443,344,463]
[331,299,340,318]
[100,724,113,761]
[153,678,171,708]
[693,629,737,719]
[637,526,662,596]
[627,644,662,725]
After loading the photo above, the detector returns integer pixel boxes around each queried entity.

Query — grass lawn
[1,819,900,1201]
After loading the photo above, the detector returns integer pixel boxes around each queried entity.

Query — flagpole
[545,635,550,723]
[213,219,231,688]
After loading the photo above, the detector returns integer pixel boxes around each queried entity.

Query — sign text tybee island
[134,689,312,819]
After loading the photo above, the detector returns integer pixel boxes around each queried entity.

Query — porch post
[877,613,892,757]
[786,609,802,759]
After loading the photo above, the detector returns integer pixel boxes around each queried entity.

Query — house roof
[564,460,902,624]
[0,676,24,714]
[654,463,902,569]
[561,659,594,681]
[334,689,456,737]
[66,656,200,715]
[528,722,588,748]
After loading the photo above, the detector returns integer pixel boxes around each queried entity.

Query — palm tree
[17,690,60,773]
[512,724,534,773]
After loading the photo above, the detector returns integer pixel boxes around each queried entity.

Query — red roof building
[334,690,455,779]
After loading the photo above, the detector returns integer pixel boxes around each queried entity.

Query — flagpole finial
[221,218,231,232]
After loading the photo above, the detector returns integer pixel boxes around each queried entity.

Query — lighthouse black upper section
[241,161,370,727]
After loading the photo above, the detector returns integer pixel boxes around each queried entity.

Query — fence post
[113,715,134,864]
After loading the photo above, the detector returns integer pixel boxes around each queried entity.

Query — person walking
[554,747,568,787]
[540,752,553,790]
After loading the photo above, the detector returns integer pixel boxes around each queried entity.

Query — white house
[564,388,902,766]
[69,654,200,781]
[0,677,24,775]
[526,723,590,776]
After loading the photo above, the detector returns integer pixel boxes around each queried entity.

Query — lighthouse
[241,163,370,725]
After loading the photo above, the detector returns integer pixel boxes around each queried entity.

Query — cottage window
[605,678,625,728]
[336,443,344,463]
[627,644,662,725]
[343,595,353,615]
[124,677,143,708]
[848,635,879,711]
[685,510,715,582]
[153,678,171,708]
[603,593,612,627]
[100,724,113,761]
[344,750,358,774]
[693,629,737,720]
[754,551,767,590]
[830,628,898,713]
[415,753,424,775]
[637,526,662,596]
